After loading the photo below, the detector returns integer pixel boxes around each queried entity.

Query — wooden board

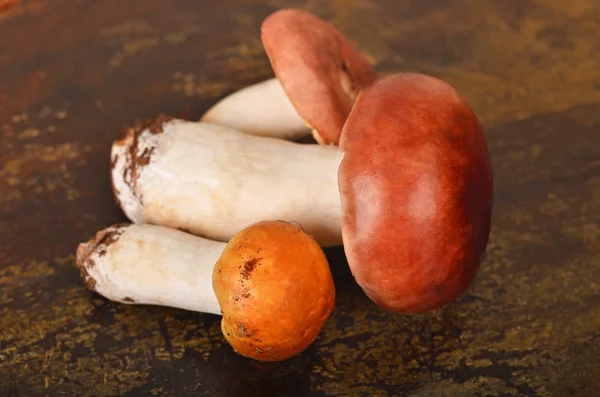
[1,0,600,395]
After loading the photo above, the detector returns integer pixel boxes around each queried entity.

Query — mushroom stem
[111,117,344,246]
[76,223,225,315]
[200,77,311,141]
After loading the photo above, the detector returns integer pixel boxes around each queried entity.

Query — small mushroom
[338,73,493,313]
[76,221,335,361]
[111,116,344,247]
[201,9,377,144]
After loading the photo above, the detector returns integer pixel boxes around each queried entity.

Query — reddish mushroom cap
[261,9,378,145]
[338,73,493,313]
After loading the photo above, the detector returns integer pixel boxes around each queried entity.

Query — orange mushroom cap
[212,220,335,361]
[261,9,378,145]
[338,73,493,313]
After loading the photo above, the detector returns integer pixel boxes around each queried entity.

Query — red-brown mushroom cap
[261,9,378,145]
[338,73,493,313]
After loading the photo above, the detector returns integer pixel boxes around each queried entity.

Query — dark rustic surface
[1,0,600,396]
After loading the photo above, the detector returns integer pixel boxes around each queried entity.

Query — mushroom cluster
[76,9,493,361]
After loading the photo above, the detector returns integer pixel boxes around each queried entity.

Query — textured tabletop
[1,0,600,396]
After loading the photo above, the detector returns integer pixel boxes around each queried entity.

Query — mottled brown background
[1,0,600,396]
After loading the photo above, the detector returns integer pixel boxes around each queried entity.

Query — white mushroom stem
[77,223,224,315]
[200,78,310,141]
[111,117,344,247]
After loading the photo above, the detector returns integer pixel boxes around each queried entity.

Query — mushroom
[111,72,492,314]
[338,73,493,313]
[76,220,335,361]
[111,115,344,247]
[201,9,377,144]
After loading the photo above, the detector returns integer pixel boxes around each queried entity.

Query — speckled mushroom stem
[76,223,225,315]
[111,117,344,247]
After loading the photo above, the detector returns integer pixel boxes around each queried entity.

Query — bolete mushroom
[111,116,344,247]
[76,221,335,361]
[201,9,377,144]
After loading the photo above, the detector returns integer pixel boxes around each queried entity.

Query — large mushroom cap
[338,73,493,313]
[261,9,377,145]
[212,220,335,361]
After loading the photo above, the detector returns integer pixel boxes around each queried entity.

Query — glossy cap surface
[338,73,493,313]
